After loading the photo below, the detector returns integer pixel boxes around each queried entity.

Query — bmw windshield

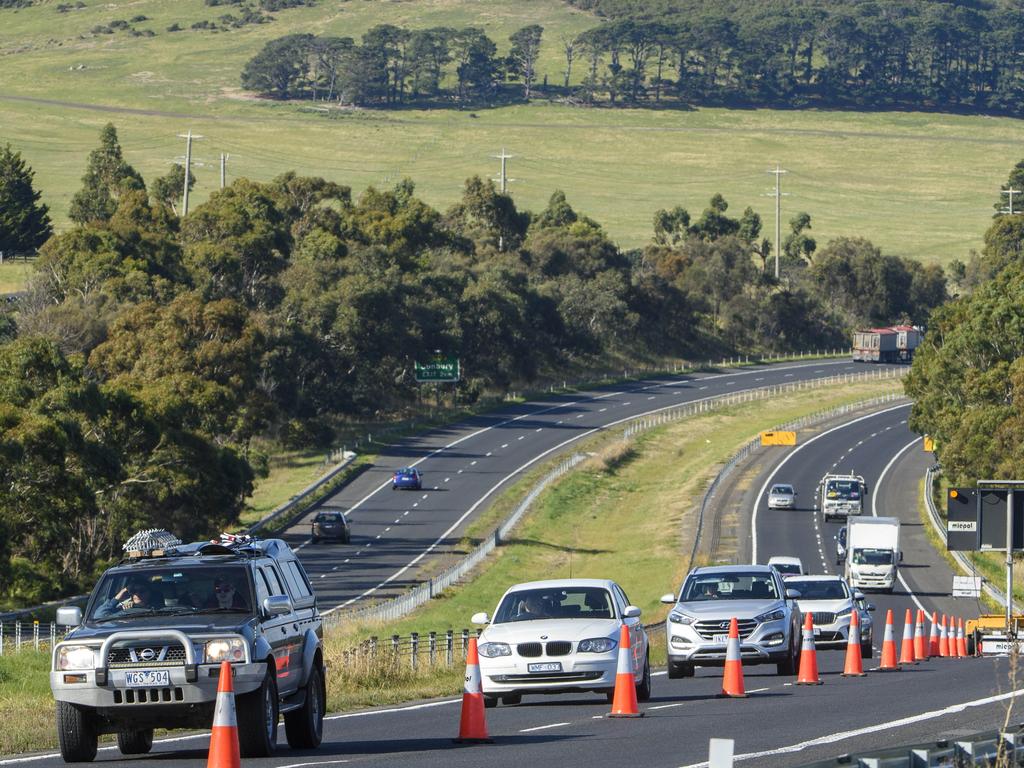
[493,587,615,623]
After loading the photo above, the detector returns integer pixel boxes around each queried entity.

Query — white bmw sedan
[471,578,651,707]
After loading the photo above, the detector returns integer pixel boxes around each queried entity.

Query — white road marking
[470,461,477,466]
[648,396,656,400]
[518,436,525,440]
[501,444,508,449]
[785,373,793,377]
[458,468,464,472]
[278,761,349,768]
[755,377,764,381]
[520,722,571,733]
[577,414,585,419]
[421,493,428,499]
[599,407,608,412]
[320,574,326,578]
[384,527,391,532]
[394,519,401,524]
[676,686,1024,768]
[624,401,631,405]
[536,428,543,432]
[403,511,409,516]
[343,560,348,564]
[699,386,708,390]
[486,452,492,457]
[413,503,418,507]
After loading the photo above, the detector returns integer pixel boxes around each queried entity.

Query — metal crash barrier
[796,725,1024,767]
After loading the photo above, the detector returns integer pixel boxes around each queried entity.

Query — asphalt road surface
[288,359,900,613]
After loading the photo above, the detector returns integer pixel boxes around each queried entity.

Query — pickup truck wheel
[116,729,153,755]
[636,652,652,702]
[238,669,279,758]
[56,701,98,763]
[285,662,325,749]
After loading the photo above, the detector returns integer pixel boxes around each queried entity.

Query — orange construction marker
[956,618,968,658]
[842,609,866,677]
[878,609,899,671]
[608,624,644,716]
[929,611,940,657]
[939,615,950,658]
[796,613,823,685]
[455,637,493,742]
[719,617,748,698]
[207,662,240,768]
[899,608,916,665]
[914,609,927,660]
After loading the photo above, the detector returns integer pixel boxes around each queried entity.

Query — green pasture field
[0,1,1020,262]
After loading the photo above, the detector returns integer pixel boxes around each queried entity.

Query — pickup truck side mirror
[56,606,83,627]
[262,595,293,617]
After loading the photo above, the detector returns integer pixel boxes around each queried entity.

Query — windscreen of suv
[88,565,255,621]
[681,573,780,601]
[493,587,614,622]
[316,514,341,523]
[772,563,801,574]
[791,580,849,600]
[852,548,893,565]
[826,481,860,500]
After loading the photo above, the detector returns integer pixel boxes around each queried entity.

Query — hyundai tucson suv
[50,530,325,763]
[661,564,803,678]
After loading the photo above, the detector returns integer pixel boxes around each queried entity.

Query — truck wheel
[483,695,499,709]
[636,652,652,702]
[56,701,98,763]
[117,729,153,755]
[238,669,279,758]
[285,662,325,749]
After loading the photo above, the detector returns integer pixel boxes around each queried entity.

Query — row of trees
[0,125,947,603]
[242,1,1024,113]
[241,24,545,104]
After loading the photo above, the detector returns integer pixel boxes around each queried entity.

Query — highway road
[10,385,1016,768]
[287,359,900,612]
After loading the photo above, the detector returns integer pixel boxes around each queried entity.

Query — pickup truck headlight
[755,609,786,624]
[577,637,617,653]
[669,612,695,625]
[57,645,96,671]
[477,642,512,658]
[204,638,246,664]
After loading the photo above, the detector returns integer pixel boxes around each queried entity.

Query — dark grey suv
[50,531,325,762]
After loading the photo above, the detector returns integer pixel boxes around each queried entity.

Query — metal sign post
[1010,488,1016,634]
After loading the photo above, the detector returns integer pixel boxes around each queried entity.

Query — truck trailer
[852,325,923,363]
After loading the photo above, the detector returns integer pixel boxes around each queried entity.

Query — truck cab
[819,473,866,522]
[844,516,901,592]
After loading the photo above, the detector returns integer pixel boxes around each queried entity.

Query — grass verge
[0,376,900,755]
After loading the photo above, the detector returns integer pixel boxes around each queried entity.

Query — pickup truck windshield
[852,548,893,565]
[88,566,255,621]
[826,481,860,500]
[681,573,779,601]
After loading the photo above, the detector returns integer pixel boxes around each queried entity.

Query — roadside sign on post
[947,487,980,551]
[923,435,935,452]
[414,356,460,383]
[760,430,796,446]
[952,575,982,598]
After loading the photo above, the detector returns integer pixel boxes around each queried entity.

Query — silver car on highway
[661,564,803,678]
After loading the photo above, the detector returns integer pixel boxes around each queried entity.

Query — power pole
[1002,187,1022,215]
[177,130,203,216]
[220,153,228,189]
[766,163,789,279]
[492,148,514,193]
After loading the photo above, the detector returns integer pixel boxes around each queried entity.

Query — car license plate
[528,662,562,673]
[712,634,729,644]
[813,627,822,636]
[124,669,170,688]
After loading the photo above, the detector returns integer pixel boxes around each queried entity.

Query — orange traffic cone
[455,637,492,743]
[899,608,916,665]
[719,617,748,698]
[207,662,240,768]
[939,615,950,658]
[842,608,866,677]
[914,609,927,660]
[957,618,968,658]
[878,609,899,671]
[929,611,940,657]
[608,624,644,715]
[796,613,823,685]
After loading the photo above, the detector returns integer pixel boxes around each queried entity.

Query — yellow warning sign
[760,430,796,446]
[923,436,935,452]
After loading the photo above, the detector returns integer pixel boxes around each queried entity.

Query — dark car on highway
[392,467,423,490]
[311,510,350,543]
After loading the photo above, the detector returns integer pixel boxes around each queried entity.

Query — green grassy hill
[1,0,1020,262]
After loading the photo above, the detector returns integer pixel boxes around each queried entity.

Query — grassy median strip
[0,377,901,755]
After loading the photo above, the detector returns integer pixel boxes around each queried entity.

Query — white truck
[844,517,901,592]
[819,473,866,522]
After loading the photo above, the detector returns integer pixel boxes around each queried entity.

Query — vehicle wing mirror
[56,606,82,627]
[660,593,677,604]
[899,551,904,562]
[262,595,292,617]
[867,603,877,612]
[853,591,865,601]
[785,589,802,599]
[623,605,642,619]
[471,612,490,625]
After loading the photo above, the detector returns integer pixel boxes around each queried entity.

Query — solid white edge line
[751,403,911,562]
[676,686,1024,768]
[277,761,350,768]
[872,436,928,615]
[520,722,571,733]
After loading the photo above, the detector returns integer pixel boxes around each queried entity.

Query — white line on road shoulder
[520,722,571,733]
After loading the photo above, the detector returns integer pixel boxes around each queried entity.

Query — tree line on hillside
[241,1,1024,114]
[0,125,946,604]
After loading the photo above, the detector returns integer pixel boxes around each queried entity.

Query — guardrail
[924,465,1020,612]
[689,389,909,565]
[248,451,357,534]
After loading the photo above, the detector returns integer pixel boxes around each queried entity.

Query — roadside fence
[0,620,59,656]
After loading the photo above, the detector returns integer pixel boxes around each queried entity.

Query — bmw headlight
[755,609,786,624]
[577,637,618,653]
[57,645,96,671]
[669,612,695,625]
[477,642,512,658]
[204,638,246,664]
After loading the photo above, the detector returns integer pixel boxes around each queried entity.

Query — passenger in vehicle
[207,576,249,610]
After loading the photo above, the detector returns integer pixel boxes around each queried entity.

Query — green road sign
[415,357,460,383]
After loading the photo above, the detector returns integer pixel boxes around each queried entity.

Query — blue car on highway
[392,467,423,490]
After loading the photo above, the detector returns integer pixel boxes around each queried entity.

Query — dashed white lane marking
[726,381,735,385]
[536,428,543,432]
[699,386,708,390]
[421,493,428,499]
[647,396,656,400]
[755,377,764,381]
[320,574,326,578]
[518,435,525,439]
[403,511,409,516]
[413,503,418,507]
[375,535,381,540]
[520,722,570,733]
[624,401,631,405]
[384,527,391,533]
[576,414,585,419]
[458,468,464,472]
[557,420,563,424]
[501,444,508,449]
[486,452,492,457]
[785,373,794,377]
[470,461,477,466]
[343,560,349,564]
[599,407,608,412]
[364,543,371,547]
[676,687,1024,768]
[444,478,450,483]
